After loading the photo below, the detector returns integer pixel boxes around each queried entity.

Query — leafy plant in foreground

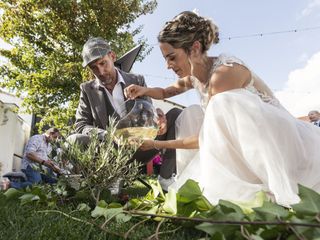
[58,118,142,204]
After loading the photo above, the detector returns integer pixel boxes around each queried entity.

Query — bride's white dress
[171,54,320,207]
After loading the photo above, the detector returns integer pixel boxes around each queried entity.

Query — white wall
[0,101,30,176]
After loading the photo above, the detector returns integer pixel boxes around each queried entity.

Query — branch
[126,210,320,228]
[146,225,182,240]
[154,219,164,240]
[124,218,149,239]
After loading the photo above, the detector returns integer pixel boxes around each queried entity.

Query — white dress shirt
[98,69,127,117]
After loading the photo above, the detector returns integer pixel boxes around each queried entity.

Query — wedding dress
[175,104,204,175]
[170,54,320,207]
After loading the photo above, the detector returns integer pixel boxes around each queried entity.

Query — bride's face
[159,42,190,78]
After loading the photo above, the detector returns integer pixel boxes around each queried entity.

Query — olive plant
[59,118,142,204]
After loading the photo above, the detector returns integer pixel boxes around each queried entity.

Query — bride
[124,11,320,207]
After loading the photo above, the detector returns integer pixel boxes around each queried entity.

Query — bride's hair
[158,11,219,53]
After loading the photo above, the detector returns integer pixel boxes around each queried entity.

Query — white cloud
[297,52,309,63]
[301,0,320,17]
[275,51,320,117]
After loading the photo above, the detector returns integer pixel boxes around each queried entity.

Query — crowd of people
[3,11,320,207]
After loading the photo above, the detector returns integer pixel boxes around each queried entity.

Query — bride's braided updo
[158,11,219,53]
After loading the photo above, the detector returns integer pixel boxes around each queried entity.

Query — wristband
[41,160,45,165]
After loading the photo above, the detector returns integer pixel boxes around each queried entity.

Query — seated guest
[10,127,61,189]
[308,110,320,127]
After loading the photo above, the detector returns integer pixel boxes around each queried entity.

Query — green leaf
[253,201,289,221]
[128,198,142,209]
[145,205,159,215]
[219,200,244,215]
[231,191,266,214]
[162,188,177,215]
[4,188,23,200]
[97,200,108,208]
[195,222,239,238]
[77,203,91,212]
[104,208,123,220]
[108,202,123,208]
[91,205,107,218]
[177,179,202,203]
[291,184,320,216]
[19,193,40,205]
[150,180,165,199]
[115,213,132,223]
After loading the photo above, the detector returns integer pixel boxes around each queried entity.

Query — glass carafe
[114,99,158,141]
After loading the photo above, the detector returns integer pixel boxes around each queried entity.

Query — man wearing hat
[69,37,181,188]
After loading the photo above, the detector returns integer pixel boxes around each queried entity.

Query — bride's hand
[139,139,156,151]
[124,84,147,99]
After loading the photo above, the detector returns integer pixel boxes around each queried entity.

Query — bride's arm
[124,76,193,99]
[139,135,199,151]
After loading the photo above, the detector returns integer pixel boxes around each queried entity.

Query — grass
[0,180,205,240]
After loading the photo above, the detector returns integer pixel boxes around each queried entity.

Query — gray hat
[82,37,111,67]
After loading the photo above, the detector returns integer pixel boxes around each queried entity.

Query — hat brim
[82,49,109,67]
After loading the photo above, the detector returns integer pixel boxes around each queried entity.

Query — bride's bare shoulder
[208,63,251,96]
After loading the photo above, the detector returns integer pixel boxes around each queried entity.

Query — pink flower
[152,154,162,165]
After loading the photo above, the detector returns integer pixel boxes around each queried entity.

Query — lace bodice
[191,54,280,109]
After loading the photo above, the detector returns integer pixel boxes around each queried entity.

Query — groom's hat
[82,37,111,67]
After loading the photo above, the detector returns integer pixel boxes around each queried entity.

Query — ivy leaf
[128,198,142,209]
[219,200,244,215]
[115,213,132,223]
[286,216,320,239]
[231,191,266,214]
[259,227,285,240]
[177,179,202,203]
[19,193,40,205]
[4,188,23,200]
[150,180,165,199]
[291,184,320,216]
[147,205,159,214]
[196,208,245,237]
[91,205,108,218]
[162,188,177,215]
[108,202,123,208]
[104,208,123,220]
[97,200,108,208]
[77,203,91,212]
[194,197,213,212]
[253,201,289,221]
[195,221,239,238]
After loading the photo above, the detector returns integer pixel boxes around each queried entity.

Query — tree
[0,0,157,132]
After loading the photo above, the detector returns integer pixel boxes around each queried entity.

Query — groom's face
[160,42,190,78]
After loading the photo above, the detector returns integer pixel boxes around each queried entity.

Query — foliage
[3,166,320,239]
[0,184,204,240]
[0,0,157,131]
[57,118,142,204]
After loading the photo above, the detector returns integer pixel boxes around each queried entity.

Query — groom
[68,37,181,183]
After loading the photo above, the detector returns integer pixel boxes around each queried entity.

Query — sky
[1,1,320,117]
[131,0,320,117]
